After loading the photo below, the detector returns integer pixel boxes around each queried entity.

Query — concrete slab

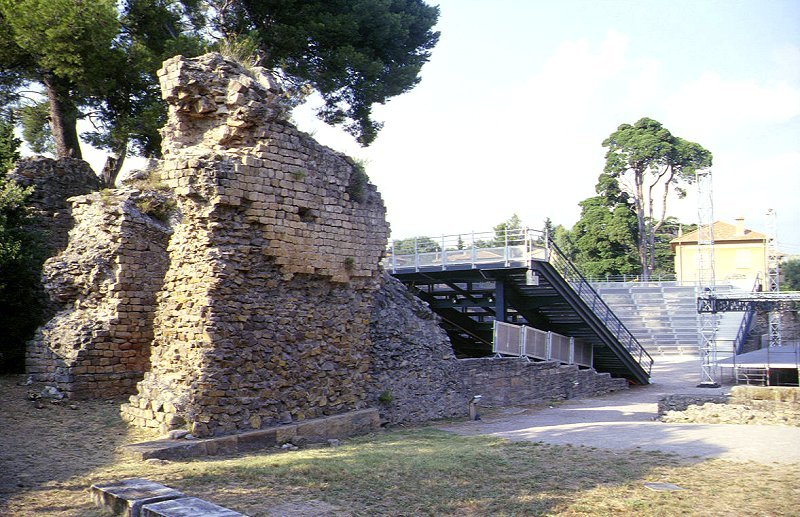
[90,478,184,517]
[141,497,246,517]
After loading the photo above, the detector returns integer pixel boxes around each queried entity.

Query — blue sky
[290,0,800,254]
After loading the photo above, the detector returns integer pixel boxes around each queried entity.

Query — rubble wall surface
[8,157,102,256]
[368,272,467,425]
[121,53,390,436]
[26,189,172,397]
[24,53,634,433]
[368,273,628,425]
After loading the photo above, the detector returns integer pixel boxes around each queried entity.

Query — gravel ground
[439,356,800,464]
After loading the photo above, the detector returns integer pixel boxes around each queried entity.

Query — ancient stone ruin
[119,53,390,436]
[9,157,102,257]
[26,53,626,439]
[26,188,172,397]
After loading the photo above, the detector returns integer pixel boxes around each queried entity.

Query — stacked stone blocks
[25,188,172,398]
[25,53,629,439]
[120,53,389,436]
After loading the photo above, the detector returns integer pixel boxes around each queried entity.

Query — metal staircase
[385,229,653,384]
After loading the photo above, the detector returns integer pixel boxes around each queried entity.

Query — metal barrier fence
[493,321,593,367]
[493,321,524,357]
[524,326,549,361]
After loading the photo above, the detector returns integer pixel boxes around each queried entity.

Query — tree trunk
[43,75,82,159]
[101,142,127,187]
[634,171,648,280]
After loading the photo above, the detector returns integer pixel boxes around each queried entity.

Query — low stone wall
[659,386,800,426]
[123,409,379,461]
[458,358,628,407]
[368,274,628,425]
[657,394,727,415]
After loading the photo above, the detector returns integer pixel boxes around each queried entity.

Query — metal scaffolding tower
[766,209,781,347]
[696,169,719,387]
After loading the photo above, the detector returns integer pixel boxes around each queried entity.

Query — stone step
[90,478,185,517]
[142,497,245,517]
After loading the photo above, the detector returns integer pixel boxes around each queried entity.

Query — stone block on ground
[124,409,380,461]
[90,478,184,517]
[141,497,246,517]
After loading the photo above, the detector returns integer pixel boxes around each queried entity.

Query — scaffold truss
[695,169,718,386]
[697,292,800,313]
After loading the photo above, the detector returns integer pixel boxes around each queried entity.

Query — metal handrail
[734,274,762,355]
[384,227,653,376]
[545,236,654,376]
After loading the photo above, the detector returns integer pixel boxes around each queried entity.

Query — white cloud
[664,72,800,140]
[291,29,800,250]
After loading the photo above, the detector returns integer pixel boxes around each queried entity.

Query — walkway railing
[734,274,762,355]
[385,227,653,376]
[493,321,594,367]
[546,238,653,375]
[384,228,546,273]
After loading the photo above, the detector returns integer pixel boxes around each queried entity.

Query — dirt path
[439,356,800,464]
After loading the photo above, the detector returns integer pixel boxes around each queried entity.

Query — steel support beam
[495,278,507,323]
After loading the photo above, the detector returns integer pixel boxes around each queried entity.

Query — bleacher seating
[593,282,745,356]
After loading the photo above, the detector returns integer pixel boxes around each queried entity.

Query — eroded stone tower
[120,53,389,436]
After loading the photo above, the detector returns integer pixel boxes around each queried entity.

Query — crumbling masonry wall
[368,273,467,424]
[26,189,172,397]
[368,273,627,425]
[121,54,389,436]
[9,157,102,257]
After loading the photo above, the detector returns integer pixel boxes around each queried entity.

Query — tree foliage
[492,213,524,246]
[603,117,712,279]
[1,0,439,174]
[392,235,440,254]
[0,130,44,373]
[0,113,20,171]
[782,259,800,291]
[569,173,640,277]
[215,0,440,145]
[0,0,206,178]
[0,0,120,159]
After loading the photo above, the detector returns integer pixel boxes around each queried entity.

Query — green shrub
[346,161,369,203]
[135,195,177,223]
[0,176,45,373]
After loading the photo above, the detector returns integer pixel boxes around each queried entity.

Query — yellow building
[671,218,768,290]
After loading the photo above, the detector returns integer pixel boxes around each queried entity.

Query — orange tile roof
[670,221,767,245]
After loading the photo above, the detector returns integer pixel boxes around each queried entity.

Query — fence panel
[573,339,593,367]
[523,327,549,360]
[493,321,524,356]
[550,332,572,363]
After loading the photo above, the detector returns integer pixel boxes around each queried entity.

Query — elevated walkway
[385,230,652,384]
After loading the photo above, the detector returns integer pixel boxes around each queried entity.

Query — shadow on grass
[121,428,691,516]
[0,375,153,514]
